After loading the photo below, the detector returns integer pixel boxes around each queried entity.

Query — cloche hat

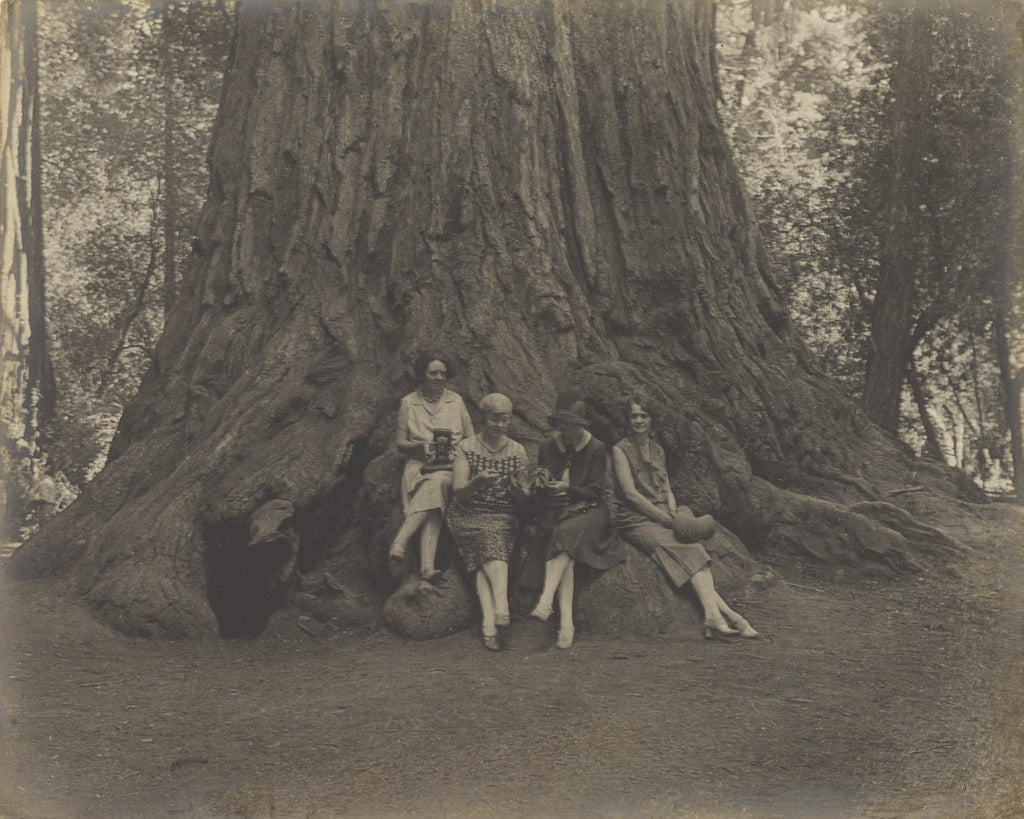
[548,391,589,426]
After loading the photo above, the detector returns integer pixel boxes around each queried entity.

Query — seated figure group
[389,351,759,652]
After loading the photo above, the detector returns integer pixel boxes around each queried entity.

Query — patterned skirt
[446,500,516,573]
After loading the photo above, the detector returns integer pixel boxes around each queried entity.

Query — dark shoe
[703,618,741,643]
[494,612,511,628]
[482,632,502,651]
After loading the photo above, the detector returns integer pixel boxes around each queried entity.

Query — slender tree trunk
[1,0,31,537]
[906,361,944,462]
[993,291,1023,500]
[1,0,53,536]
[994,10,1024,501]
[22,0,54,430]
[96,195,163,397]
[863,5,933,433]
[9,0,985,637]
[161,1,179,314]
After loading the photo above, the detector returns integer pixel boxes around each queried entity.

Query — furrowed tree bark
[9,0,989,638]
[22,0,54,430]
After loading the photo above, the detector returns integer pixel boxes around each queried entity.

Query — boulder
[383,568,474,640]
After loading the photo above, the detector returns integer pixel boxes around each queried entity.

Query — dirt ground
[1,505,1022,818]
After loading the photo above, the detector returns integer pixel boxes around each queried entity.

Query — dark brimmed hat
[548,391,589,426]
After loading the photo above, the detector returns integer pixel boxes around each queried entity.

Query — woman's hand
[533,468,566,492]
[454,470,494,501]
[468,470,501,488]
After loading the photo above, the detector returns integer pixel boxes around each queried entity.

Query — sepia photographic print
[1,0,1022,816]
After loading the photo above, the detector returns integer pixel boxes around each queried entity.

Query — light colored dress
[446,434,528,573]
[399,388,469,515]
[610,437,711,586]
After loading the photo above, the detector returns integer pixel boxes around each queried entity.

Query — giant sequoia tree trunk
[10,0,987,637]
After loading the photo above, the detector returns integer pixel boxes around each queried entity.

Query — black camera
[421,428,454,474]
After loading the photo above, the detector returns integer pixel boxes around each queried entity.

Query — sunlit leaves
[717,0,1022,492]
[39,0,232,482]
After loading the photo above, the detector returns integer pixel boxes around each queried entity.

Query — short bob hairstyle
[412,351,454,380]
[479,393,513,416]
[619,390,666,432]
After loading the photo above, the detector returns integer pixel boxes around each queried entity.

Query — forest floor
[0,503,1022,819]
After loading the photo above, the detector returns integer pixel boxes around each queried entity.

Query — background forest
[3,0,1022,540]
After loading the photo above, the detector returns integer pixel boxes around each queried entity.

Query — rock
[383,568,473,640]
[291,570,379,629]
[574,524,763,639]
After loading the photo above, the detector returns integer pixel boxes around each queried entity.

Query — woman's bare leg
[555,558,575,648]
[556,558,575,628]
[418,510,443,574]
[532,552,571,619]
[389,510,429,557]
[713,590,759,637]
[713,592,740,623]
[477,569,496,635]
[481,560,509,624]
[689,567,736,628]
[690,569,758,635]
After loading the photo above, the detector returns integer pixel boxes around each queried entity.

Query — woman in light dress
[609,393,759,642]
[390,352,474,583]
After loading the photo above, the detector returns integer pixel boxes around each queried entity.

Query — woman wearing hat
[609,392,759,642]
[528,392,624,649]
[390,352,474,583]
[447,393,528,651]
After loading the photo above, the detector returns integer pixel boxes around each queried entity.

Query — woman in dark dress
[529,392,624,649]
[609,393,759,642]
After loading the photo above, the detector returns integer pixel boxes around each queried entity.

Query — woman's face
[628,403,651,436]
[555,419,585,446]
[483,411,511,438]
[421,359,447,394]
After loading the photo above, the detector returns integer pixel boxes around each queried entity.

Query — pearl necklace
[418,388,444,412]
